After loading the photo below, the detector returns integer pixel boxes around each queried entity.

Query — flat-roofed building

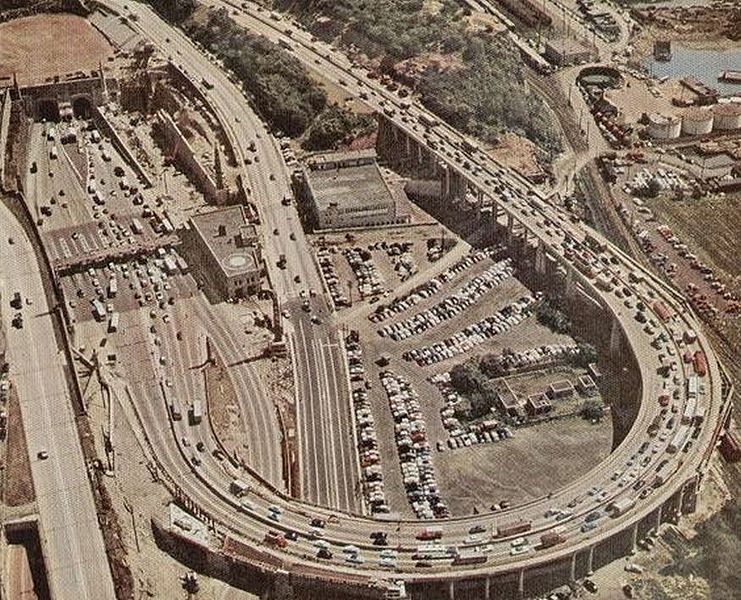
[298,149,408,230]
[525,394,552,417]
[548,379,575,399]
[188,206,262,299]
[544,36,597,67]
[576,375,598,397]
[494,380,522,417]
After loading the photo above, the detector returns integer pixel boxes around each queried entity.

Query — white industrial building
[298,150,408,231]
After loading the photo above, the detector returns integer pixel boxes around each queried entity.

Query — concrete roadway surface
[93,0,723,580]
[100,1,359,512]
[0,201,116,599]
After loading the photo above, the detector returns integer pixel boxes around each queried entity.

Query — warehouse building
[297,149,408,231]
[188,206,262,299]
[544,36,597,67]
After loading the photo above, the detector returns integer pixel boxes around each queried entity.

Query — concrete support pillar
[565,266,576,298]
[417,141,424,166]
[630,522,639,555]
[484,577,491,600]
[570,552,577,581]
[676,486,684,516]
[448,580,455,600]
[609,316,621,357]
[536,240,547,274]
[404,134,411,157]
[518,568,525,599]
[587,545,595,575]
[655,505,662,532]
[443,166,451,198]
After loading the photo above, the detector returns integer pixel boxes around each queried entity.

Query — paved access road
[96,1,359,511]
[0,199,115,600]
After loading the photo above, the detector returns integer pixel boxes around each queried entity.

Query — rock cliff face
[632,4,741,42]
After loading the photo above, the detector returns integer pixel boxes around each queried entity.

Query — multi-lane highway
[0,198,115,599]
[62,0,731,589]
[97,0,360,511]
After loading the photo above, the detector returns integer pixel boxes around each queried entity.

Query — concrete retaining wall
[91,104,153,189]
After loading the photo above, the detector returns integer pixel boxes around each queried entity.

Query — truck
[608,497,636,517]
[264,530,287,548]
[108,277,118,298]
[230,479,251,497]
[539,528,566,549]
[416,526,443,541]
[417,114,439,129]
[131,218,144,235]
[163,255,178,275]
[201,78,214,90]
[107,312,119,333]
[169,398,182,421]
[190,400,202,425]
[11,291,22,309]
[49,146,58,160]
[496,520,532,538]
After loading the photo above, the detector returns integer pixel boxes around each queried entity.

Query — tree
[580,400,604,421]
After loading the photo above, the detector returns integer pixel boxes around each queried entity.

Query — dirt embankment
[631,4,741,56]
[3,384,35,507]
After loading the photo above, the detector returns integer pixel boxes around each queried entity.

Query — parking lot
[341,242,595,517]
[311,225,459,310]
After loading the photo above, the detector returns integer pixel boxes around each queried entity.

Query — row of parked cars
[369,247,501,324]
[379,371,449,519]
[429,371,514,445]
[478,343,582,376]
[345,332,390,515]
[403,295,537,366]
[316,246,350,308]
[343,247,385,299]
[377,259,514,341]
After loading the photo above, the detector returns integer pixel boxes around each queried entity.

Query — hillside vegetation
[276,0,561,154]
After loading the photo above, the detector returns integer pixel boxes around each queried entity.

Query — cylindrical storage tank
[682,108,714,136]
[713,103,741,131]
[647,113,681,139]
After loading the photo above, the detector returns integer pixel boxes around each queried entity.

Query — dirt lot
[486,132,546,182]
[435,417,612,516]
[0,15,113,86]
[2,384,35,507]
[605,75,687,124]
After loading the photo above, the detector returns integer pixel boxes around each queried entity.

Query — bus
[91,299,106,322]
[108,312,119,333]
[453,550,488,566]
